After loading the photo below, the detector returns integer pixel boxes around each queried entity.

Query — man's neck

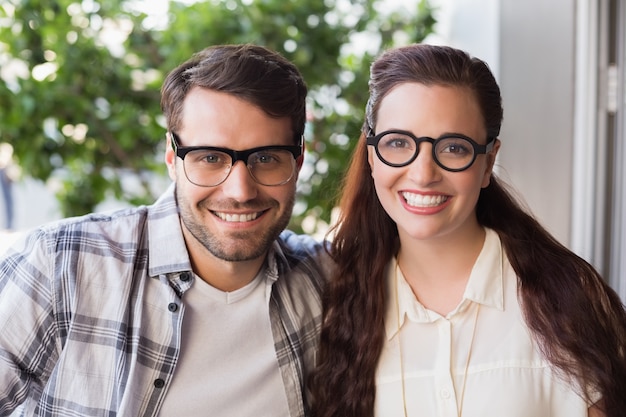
[185,239,268,292]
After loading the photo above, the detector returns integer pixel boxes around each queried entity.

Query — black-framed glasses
[170,132,302,187]
[366,129,495,172]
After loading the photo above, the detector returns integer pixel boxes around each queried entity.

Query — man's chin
[206,245,268,263]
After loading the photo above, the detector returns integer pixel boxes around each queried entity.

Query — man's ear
[296,135,305,170]
[165,132,177,181]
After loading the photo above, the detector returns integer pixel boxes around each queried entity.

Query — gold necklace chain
[395,262,480,417]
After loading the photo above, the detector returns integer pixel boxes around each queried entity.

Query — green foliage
[0,0,435,233]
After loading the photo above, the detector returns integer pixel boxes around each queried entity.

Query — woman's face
[368,82,499,245]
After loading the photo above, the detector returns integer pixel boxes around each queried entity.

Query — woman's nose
[406,143,442,185]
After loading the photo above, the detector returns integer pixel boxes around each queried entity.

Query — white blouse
[375,228,592,417]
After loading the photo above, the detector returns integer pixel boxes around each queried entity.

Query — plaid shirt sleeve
[269,231,332,417]
[0,228,58,415]
[0,189,189,417]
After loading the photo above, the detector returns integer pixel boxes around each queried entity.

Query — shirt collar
[385,228,505,340]
[463,228,505,310]
[147,183,192,277]
[265,239,287,284]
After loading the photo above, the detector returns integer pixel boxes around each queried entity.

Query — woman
[311,44,626,417]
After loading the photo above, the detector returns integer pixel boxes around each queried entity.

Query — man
[0,44,331,416]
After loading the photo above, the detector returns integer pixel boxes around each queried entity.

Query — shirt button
[180,272,191,282]
[440,388,451,399]
[154,378,165,388]
[168,302,178,312]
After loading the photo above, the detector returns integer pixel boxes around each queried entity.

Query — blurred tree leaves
[0,0,435,233]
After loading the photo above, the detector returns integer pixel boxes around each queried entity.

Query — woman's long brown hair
[310,44,626,417]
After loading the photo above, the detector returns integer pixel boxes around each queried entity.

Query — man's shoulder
[43,205,150,239]
[5,205,153,261]
[31,184,176,243]
[274,230,333,286]
[0,205,156,300]
[277,230,329,259]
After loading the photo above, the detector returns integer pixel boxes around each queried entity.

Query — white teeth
[214,212,260,222]
[402,192,448,207]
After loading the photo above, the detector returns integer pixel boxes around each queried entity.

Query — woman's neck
[396,225,486,315]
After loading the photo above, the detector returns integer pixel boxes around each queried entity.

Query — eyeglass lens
[375,131,477,171]
[182,148,296,187]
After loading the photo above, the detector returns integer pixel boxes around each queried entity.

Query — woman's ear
[481,138,501,188]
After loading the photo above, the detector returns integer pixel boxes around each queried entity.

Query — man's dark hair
[161,44,307,145]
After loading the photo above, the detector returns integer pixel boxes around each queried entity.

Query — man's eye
[204,154,221,163]
[188,150,228,165]
[258,154,277,164]
[202,153,227,164]
[251,152,281,165]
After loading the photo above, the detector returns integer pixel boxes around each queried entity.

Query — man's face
[165,87,301,263]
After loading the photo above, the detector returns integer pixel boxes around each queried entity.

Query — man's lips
[211,210,267,222]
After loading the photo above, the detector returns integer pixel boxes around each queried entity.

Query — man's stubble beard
[177,190,295,262]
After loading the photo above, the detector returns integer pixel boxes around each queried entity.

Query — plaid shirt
[0,184,330,417]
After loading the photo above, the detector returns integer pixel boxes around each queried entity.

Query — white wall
[425,0,500,78]
[498,0,576,245]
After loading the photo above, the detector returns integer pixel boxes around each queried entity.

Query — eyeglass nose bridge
[413,135,438,158]
[226,148,256,167]
[411,135,479,172]
[217,149,258,185]
[386,135,438,167]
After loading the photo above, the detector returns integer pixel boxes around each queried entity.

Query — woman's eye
[391,139,409,148]
[440,141,471,155]
[381,136,412,149]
